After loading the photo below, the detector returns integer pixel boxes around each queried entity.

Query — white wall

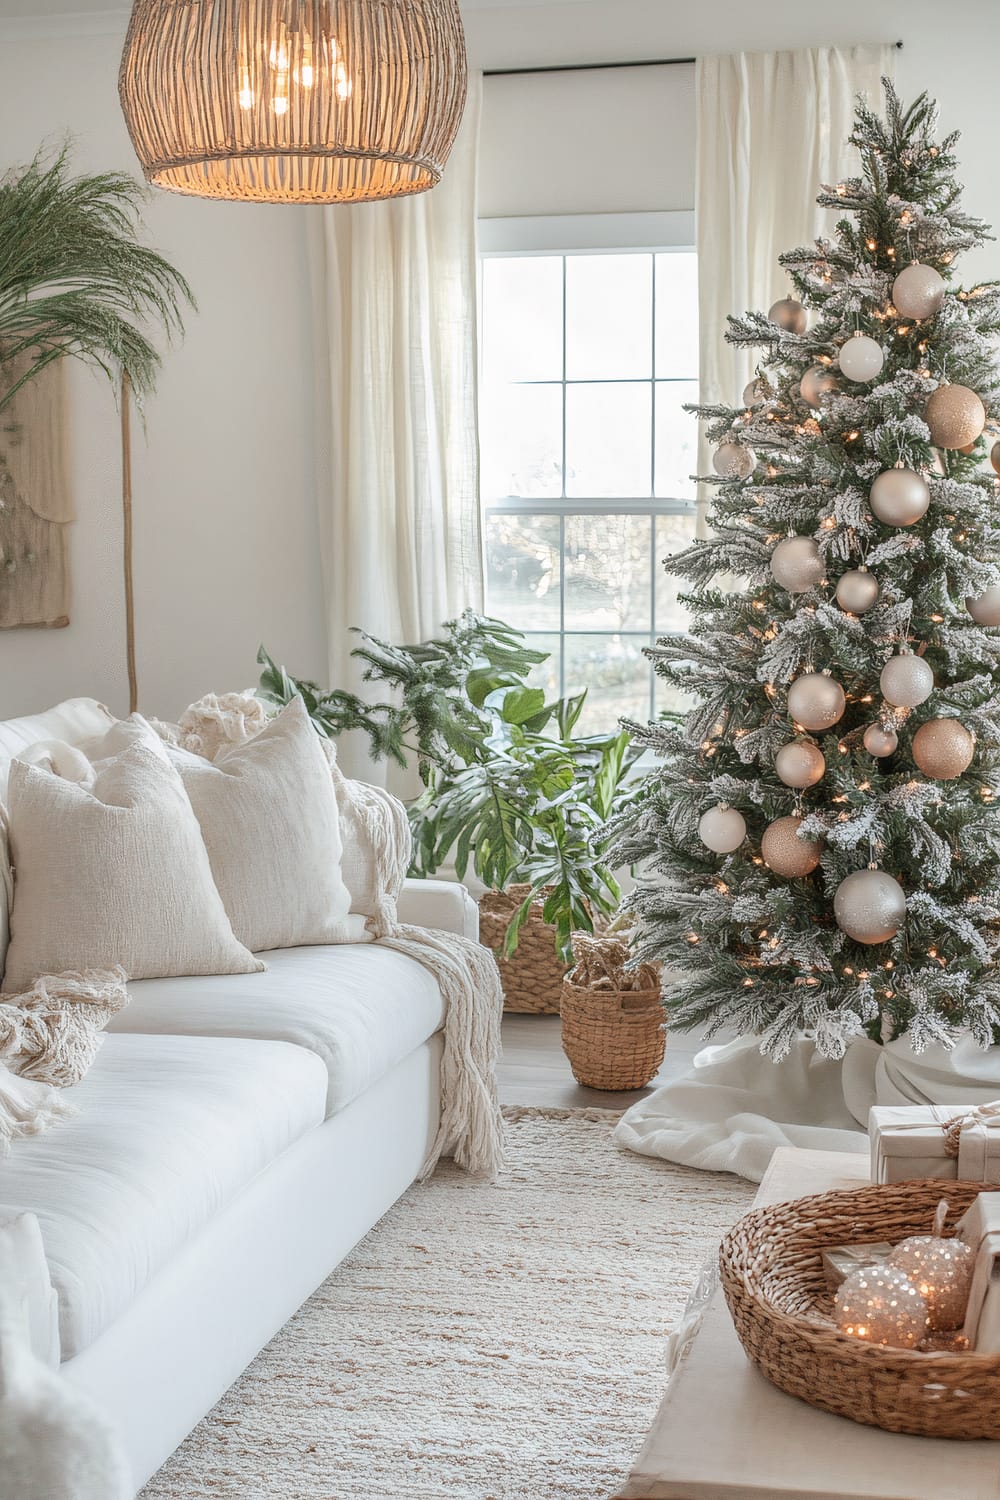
[0,17,326,721]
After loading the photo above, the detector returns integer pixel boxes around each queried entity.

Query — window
[479,240,698,736]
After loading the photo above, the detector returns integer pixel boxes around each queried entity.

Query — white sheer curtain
[694,45,894,534]
[309,75,483,777]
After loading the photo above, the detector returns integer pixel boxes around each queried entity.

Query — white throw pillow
[165,696,353,952]
[2,744,262,993]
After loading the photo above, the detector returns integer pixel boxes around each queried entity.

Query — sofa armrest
[0,1211,60,1368]
[397,879,479,941]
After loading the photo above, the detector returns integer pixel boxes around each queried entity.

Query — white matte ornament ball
[769,536,824,592]
[761,815,823,877]
[768,297,807,334]
[837,334,885,383]
[991,441,1000,477]
[864,724,898,758]
[698,805,747,855]
[834,868,907,945]
[880,653,934,709]
[869,467,930,527]
[774,740,826,789]
[889,1231,975,1332]
[712,442,755,480]
[892,263,947,321]
[925,383,986,450]
[836,570,879,615]
[835,1265,929,1348]
[966,586,1000,626]
[799,364,837,408]
[787,673,846,732]
[911,718,975,780]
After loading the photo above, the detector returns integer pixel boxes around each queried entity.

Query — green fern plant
[0,144,193,407]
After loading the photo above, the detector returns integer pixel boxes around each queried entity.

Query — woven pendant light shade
[119,0,468,204]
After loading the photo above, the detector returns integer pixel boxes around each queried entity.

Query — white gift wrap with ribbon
[869,1101,1000,1184]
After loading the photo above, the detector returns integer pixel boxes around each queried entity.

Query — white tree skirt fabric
[615,1035,1000,1182]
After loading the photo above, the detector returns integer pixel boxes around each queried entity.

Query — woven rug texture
[140,1108,752,1500]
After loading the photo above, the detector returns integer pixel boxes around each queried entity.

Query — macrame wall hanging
[0,353,72,630]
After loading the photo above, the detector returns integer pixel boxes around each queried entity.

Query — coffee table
[616,1147,1000,1500]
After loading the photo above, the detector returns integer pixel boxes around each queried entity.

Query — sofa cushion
[108,944,445,1116]
[0,1032,326,1359]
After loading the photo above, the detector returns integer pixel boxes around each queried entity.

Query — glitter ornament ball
[774,740,826,789]
[769,536,824,592]
[799,364,837,408]
[864,724,899,758]
[768,296,807,334]
[911,718,975,780]
[836,570,879,615]
[869,467,930,527]
[891,262,947,320]
[889,1220,975,1331]
[761,815,823,877]
[712,442,755,480]
[925,383,986,449]
[880,653,934,709]
[834,868,907,945]
[787,673,846,731]
[698,805,747,855]
[991,440,1000,477]
[835,1265,929,1348]
[967,586,1000,626]
[837,334,885,383]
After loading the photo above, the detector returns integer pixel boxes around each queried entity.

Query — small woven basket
[478,885,568,1014]
[720,1178,1000,1439]
[560,935,664,1091]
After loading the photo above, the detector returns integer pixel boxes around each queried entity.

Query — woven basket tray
[478,886,568,1014]
[720,1178,1000,1439]
[560,980,665,1091]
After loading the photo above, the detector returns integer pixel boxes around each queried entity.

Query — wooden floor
[497,1012,705,1111]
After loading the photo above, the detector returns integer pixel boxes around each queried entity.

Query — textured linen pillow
[2,744,263,993]
[165,696,353,952]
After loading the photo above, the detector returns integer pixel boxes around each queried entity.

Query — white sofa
[0,699,480,1495]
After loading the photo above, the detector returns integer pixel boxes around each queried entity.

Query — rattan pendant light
[119,0,468,204]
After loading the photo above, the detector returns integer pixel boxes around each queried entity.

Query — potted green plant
[259,613,640,1011]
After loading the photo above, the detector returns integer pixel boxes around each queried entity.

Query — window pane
[654,380,698,500]
[655,252,699,379]
[485,513,561,630]
[565,383,651,498]
[564,513,651,632]
[564,634,651,736]
[481,382,563,500]
[655,513,696,633]
[481,256,563,383]
[523,632,562,705]
[565,254,652,381]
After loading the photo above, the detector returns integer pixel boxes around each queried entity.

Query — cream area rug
[140,1109,753,1500]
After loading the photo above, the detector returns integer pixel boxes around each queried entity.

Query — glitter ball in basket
[869,1101,1000,1185]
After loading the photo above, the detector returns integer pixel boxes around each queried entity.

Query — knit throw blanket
[161,693,506,1180]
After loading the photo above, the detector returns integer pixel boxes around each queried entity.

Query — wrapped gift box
[869,1103,1000,1185]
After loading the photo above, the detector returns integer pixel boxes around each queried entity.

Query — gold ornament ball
[891,262,947,320]
[925,383,986,450]
[834,868,907,945]
[799,364,837,408]
[967,586,1000,626]
[761,815,823,877]
[774,740,826,789]
[698,804,747,855]
[889,1235,975,1332]
[712,442,755,480]
[836,569,879,615]
[768,296,807,334]
[869,467,930,527]
[769,535,824,593]
[911,718,975,780]
[787,673,846,732]
[835,1265,929,1348]
[864,724,898,758]
[991,440,1000,477]
[837,334,885,383]
[880,653,934,709]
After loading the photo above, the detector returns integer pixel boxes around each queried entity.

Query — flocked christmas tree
[615,82,1000,1062]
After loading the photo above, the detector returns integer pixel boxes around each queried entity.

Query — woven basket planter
[478,886,568,1014]
[720,1178,1000,1439]
[560,980,665,1091]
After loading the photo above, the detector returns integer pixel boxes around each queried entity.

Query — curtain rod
[484,41,902,80]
